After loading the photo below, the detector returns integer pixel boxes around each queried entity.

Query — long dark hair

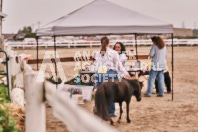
[151,36,166,49]
[113,42,126,54]
[100,37,109,56]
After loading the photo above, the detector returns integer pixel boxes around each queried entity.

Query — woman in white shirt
[94,37,130,117]
[113,42,127,67]
[113,42,135,77]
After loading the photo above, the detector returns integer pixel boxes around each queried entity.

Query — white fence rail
[25,71,117,132]
[5,39,198,49]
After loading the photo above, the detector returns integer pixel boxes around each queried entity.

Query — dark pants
[155,72,171,93]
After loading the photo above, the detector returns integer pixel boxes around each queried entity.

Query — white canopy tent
[36,0,173,36]
[36,0,174,100]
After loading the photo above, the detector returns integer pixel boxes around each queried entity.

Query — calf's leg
[126,101,131,123]
[117,102,123,123]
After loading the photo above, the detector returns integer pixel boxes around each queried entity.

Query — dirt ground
[14,46,198,132]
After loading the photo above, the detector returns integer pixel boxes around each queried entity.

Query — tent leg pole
[36,36,39,71]
[135,34,138,61]
[54,36,58,88]
[171,33,174,101]
[135,34,138,78]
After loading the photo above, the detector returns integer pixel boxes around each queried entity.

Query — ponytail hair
[100,37,109,56]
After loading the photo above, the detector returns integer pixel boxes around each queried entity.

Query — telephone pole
[0,0,7,36]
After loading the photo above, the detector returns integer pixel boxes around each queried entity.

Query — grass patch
[0,86,20,132]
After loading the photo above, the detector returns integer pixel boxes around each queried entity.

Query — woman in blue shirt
[145,36,167,97]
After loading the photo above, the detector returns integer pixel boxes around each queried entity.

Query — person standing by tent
[145,36,167,97]
[94,37,130,117]
[155,66,171,94]
[113,42,135,78]
[113,42,127,78]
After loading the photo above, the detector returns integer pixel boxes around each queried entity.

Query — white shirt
[94,47,128,76]
[118,53,127,78]
[119,53,127,68]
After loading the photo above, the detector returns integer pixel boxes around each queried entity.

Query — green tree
[18,26,36,38]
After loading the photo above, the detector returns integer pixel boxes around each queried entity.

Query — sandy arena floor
[14,46,198,132]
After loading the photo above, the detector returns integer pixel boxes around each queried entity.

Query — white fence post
[90,42,92,48]
[68,42,71,48]
[4,46,16,92]
[25,72,46,132]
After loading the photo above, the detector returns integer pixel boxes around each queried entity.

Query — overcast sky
[2,0,198,33]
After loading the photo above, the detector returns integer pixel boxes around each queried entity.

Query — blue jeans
[95,70,118,116]
[147,69,164,95]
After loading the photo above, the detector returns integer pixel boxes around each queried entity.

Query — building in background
[173,28,193,37]
[193,29,198,36]
[3,33,16,41]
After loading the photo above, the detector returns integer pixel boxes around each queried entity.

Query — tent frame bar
[37,33,172,37]
[171,33,174,101]
[36,36,39,70]
[135,34,138,61]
